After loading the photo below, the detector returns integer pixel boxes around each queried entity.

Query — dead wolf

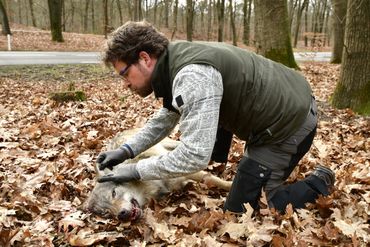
[85,129,231,222]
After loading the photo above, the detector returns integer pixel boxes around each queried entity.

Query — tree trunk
[304,1,309,46]
[217,0,225,42]
[124,0,133,21]
[242,0,252,45]
[62,0,66,32]
[207,0,213,40]
[83,0,90,32]
[133,0,142,21]
[171,0,178,40]
[48,0,64,42]
[322,4,330,47]
[293,0,308,48]
[200,1,206,35]
[0,0,11,35]
[116,0,123,25]
[186,0,193,41]
[91,0,95,33]
[18,0,22,25]
[71,1,75,32]
[164,0,169,28]
[103,0,108,38]
[28,0,37,27]
[331,0,370,115]
[229,0,237,45]
[310,0,319,47]
[254,0,298,69]
[330,0,347,63]
[153,0,158,25]
[288,0,298,30]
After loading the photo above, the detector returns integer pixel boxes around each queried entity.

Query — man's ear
[138,51,155,67]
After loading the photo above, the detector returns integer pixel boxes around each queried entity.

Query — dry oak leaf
[68,229,123,246]
[58,211,87,233]
[145,208,178,243]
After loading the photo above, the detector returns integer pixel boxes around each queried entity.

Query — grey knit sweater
[123,64,223,180]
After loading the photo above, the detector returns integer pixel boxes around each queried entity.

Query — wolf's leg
[186,171,232,191]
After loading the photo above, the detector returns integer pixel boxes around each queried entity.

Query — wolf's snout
[118,209,131,221]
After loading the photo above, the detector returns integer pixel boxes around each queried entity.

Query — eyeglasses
[119,64,131,80]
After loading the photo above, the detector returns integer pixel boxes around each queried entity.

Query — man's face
[113,52,156,98]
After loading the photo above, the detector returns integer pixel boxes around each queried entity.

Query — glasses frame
[119,64,131,80]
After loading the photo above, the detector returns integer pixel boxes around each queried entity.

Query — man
[96,21,335,213]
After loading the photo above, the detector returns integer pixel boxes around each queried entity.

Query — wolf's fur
[85,129,231,222]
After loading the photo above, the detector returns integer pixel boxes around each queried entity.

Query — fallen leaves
[0,62,369,246]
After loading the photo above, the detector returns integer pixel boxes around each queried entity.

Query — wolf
[85,129,232,222]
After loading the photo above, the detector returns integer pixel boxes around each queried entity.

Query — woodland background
[0,0,369,246]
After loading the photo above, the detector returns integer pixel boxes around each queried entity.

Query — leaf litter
[0,62,369,246]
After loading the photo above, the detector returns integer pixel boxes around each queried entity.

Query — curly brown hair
[102,21,169,66]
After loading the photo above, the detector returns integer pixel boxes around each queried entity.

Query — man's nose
[122,81,130,89]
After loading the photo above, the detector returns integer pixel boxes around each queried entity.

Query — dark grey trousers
[224,97,328,212]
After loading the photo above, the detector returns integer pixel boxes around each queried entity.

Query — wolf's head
[85,180,145,222]
[85,129,179,221]
[84,163,148,222]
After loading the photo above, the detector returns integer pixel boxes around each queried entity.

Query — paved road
[0,51,101,65]
[0,51,332,65]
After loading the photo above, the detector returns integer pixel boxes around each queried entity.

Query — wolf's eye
[112,189,116,198]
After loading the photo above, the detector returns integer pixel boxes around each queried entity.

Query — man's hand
[97,147,132,170]
[97,163,140,183]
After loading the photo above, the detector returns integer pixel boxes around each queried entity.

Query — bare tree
[83,0,90,32]
[164,0,170,28]
[134,0,142,21]
[186,0,193,41]
[0,0,11,35]
[103,0,108,38]
[293,0,309,48]
[28,0,37,27]
[288,0,298,29]
[332,0,370,114]
[48,0,64,42]
[254,0,298,69]
[171,0,179,40]
[62,0,66,31]
[124,0,133,21]
[304,1,309,46]
[153,0,158,25]
[116,0,123,25]
[229,0,237,45]
[242,0,252,45]
[217,0,225,42]
[91,0,95,32]
[310,0,329,47]
[207,0,213,40]
[330,0,347,63]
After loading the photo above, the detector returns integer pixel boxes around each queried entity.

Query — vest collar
[150,48,179,113]
[150,49,170,99]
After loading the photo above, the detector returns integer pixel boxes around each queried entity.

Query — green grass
[0,64,111,82]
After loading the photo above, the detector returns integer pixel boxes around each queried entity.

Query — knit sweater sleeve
[136,64,223,180]
[123,107,180,156]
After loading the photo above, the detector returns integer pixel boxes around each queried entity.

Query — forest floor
[0,23,369,246]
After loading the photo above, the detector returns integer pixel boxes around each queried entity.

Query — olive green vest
[150,41,312,144]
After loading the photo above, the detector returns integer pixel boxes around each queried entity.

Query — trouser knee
[224,157,271,213]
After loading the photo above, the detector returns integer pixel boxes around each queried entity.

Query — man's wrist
[120,144,134,158]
